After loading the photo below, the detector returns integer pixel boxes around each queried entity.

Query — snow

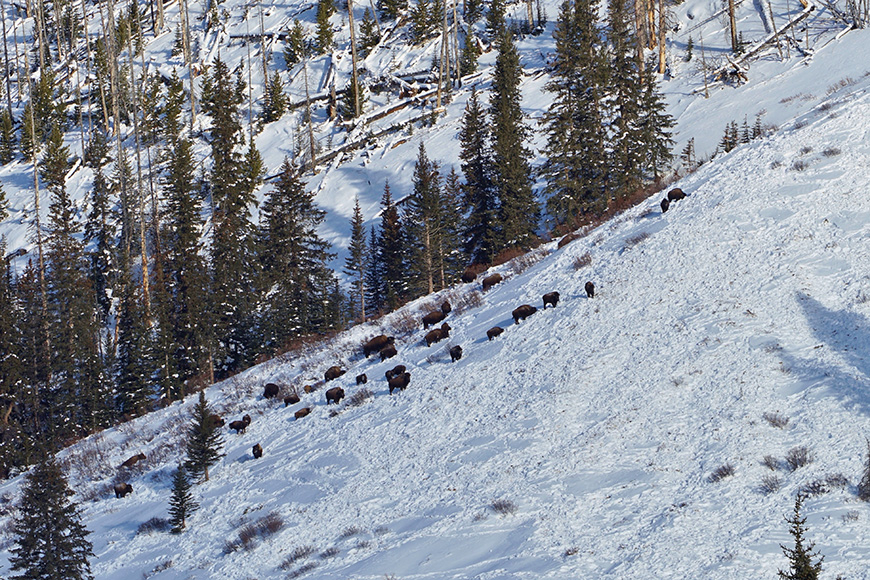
[3,0,870,576]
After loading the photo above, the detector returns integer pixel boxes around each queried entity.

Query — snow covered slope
[3,65,870,577]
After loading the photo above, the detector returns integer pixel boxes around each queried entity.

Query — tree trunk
[0,0,12,116]
[728,0,738,52]
[348,0,360,117]
[658,0,666,73]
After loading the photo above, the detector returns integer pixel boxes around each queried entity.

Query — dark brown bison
[660,198,670,213]
[449,345,463,362]
[542,291,560,309]
[585,281,595,299]
[486,326,504,341]
[422,310,447,329]
[356,373,368,385]
[667,187,686,202]
[557,231,580,249]
[114,482,133,498]
[119,453,146,469]
[263,383,280,399]
[385,365,406,381]
[229,414,251,434]
[388,372,411,394]
[482,273,503,291]
[461,264,485,283]
[284,393,301,406]
[379,344,398,361]
[512,304,537,324]
[363,335,394,357]
[325,386,345,405]
[425,322,451,347]
[324,366,345,382]
[295,407,312,420]
[252,443,263,459]
[441,300,452,314]
[209,414,225,428]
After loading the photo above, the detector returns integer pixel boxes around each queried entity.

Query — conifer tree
[339,79,367,120]
[343,197,368,322]
[636,68,675,181]
[411,0,433,42]
[9,456,94,580]
[169,464,199,532]
[0,109,15,163]
[857,438,870,501]
[377,0,407,20]
[84,166,116,321]
[459,87,498,264]
[489,28,539,250]
[375,181,406,311]
[284,20,307,67]
[0,235,27,478]
[359,8,381,56]
[316,0,335,53]
[364,225,384,314]
[114,263,152,418]
[485,0,507,39]
[261,71,288,124]
[459,30,481,77]
[184,391,224,481]
[465,0,483,22]
[405,143,443,296]
[438,166,467,286]
[0,179,8,222]
[778,494,824,580]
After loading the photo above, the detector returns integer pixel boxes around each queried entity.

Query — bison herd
[660,187,686,214]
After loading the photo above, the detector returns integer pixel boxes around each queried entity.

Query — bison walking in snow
[324,366,345,382]
[482,273,503,292]
[542,292,560,309]
[252,443,263,459]
[388,372,411,395]
[229,414,252,434]
[585,281,595,299]
[449,345,463,362]
[114,482,133,498]
[263,383,280,399]
[486,326,504,341]
[325,387,345,405]
[425,323,451,347]
[512,304,537,325]
[363,335,394,358]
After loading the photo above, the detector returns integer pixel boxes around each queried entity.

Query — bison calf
[385,365,406,381]
[585,281,595,299]
[482,273,503,292]
[284,393,300,406]
[660,198,670,213]
[356,373,368,385]
[325,386,345,405]
[486,326,504,341]
[263,383,280,399]
[542,291,560,309]
[667,187,686,202]
[295,407,312,420]
[512,304,537,324]
[379,344,398,361]
[252,443,263,459]
[119,453,146,469]
[324,366,345,382]
[388,372,411,394]
[229,414,251,434]
[363,335,394,358]
[114,482,133,498]
[449,345,463,362]
[425,323,451,347]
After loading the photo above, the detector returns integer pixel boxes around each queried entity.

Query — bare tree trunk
[96,2,112,132]
[452,0,460,86]
[728,0,738,52]
[259,2,268,83]
[12,17,22,102]
[442,0,450,94]
[303,53,316,168]
[767,1,783,59]
[699,32,709,98]
[81,0,96,141]
[0,0,13,116]
[634,0,646,80]
[368,0,382,34]
[658,0,666,74]
[348,0,361,117]
[181,0,196,125]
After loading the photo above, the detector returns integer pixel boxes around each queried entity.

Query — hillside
[2,59,870,577]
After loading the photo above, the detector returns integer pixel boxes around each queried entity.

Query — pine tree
[459,30,481,77]
[0,109,15,163]
[0,235,27,479]
[543,0,608,224]
[0,179,8,222]
[184,391,224,481]
[485,0,506,39]
[376,181,406,311]
[114,264,152,419]
[405,143,443,296]
[685,35,694,61]
[343,197,368,322]
[315,0,335,53]
[9,456,94,580]
[364,225,384,315]
[459,87,498,264]
[378,0,407,21]
[359,8,381,56]
[680,137,696,171]
[636,68,675,181]
[84,166,116,321]
[411,0,433,42]
[261,71,288,124]
[465,0,483,22]
[169,464,199,532]
[778,494,824,580]
[439,166,468,286]
[339,79,366,120]
[489,29,539,250]
[284,20,307,67]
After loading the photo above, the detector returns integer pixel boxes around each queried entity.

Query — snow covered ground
[3,57,870,577]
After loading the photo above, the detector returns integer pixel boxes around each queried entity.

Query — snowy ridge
[3,74,870,578]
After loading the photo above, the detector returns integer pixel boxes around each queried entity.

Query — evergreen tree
[485,0,506,39]
[83,127,110,170]
[114,264,152,419]
[405,143,443,296]
[685,35,694,61]
[542,0,608,224]
[284,20,307,67]
[19,104,36,158]
[84,167,116,321]
[184,391,224,481]
[359,8,381,56]
[375,181,406,311]
[778,494,824,580]
[439,166,468,285]
[258,158,335,352]
[364,225,384,315]
[858,438,870,501]
[14,261,50,449]
[0,180,8,222]
[338,79,366,120]
[489,29,539,250]
[377,0,407,21]
[261,71,288,124]
[459,30,481,77]
[636,68,675,181]
[9,456,94,580]
[459,87,498,264]
[169,465,199,532]
[315,0,335,53]
[465,0,483,22]
[0,110,15,163]
[343,197,368,322]
[0,235,27,479]
[411,0,433,42]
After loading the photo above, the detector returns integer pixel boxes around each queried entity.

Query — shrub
[231,511,285,552]
[791,159,809,172]
[137,517,172,535]
[799,146,813,155]
[825,473,849,489]
[799,480,829,497]
[347,388,373,407]
[785,446,813,471]
[385,310,418,338]
[510,247,549,275]
[822,147,841,157]
[573,252,592,271]
[624,232,650,248]
[452,290,483,315]
[708,463,736,483]
[770,160,783,169]
[319,547,340,559]
[760,475,782,494]
[842,510,859,523]
[762,412,789,429]
[279,546,317,569]
[858,438,870,501]
[490,499,518,515]
[286,562,319,578]
[339,526,362,539]
[762,455,780,471]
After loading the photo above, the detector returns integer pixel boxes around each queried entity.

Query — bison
[482,273,503,291]
[461,264,485,283]
[325,386,345,405]
[363,335,394,357]
[209,414,225,428]
[388,372,411,394]
[422,310,447,329]
[441,300,452,314]
[379,344,398,362]
[324,366,345,382]
[449,345,463,362]
[263,383,280,399]
[557,231,580,249]
[667,187,686,202]
[295,407,312,420]
[660,198,670,213]
[252,443,263,459]
[425,322,451,347]
[229,414,251,434]
[585,281,595,299]
[114,482,133,498]
[385,364,406,381]
[512,304,537,324]
[543,291,560,309]
[486,326,504,341]
[356,373,368,385]
[119,453,146,469]
[284,393,301,406]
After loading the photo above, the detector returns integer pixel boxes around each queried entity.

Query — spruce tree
[485,0,506,40]
[364,225,384,315]
[343,196,368,322]
[459,30,481,77]
[169,464,199,532]
[489,28,539,250]
[459,87,498,264]
[84,166,116,321]
[0,235,27,478]
[636,68,675,181]
[284,20,307,67]
[184,391,224,481]
[857,438,870,501]
[315,0,335,53]
[359,8,381,56]
[0,179,8,222]
[376,181,406,311]
[405,143,443,296]
[9,456,94,580]
[439,166,468,286]
[261,71,288,124]
[339,79,366,120]
[378,0,407,20]
[465,0,483,22]
[411,0,433,42]
[778,494,824,580]
[0,109,15,163]
[114,264,152,419]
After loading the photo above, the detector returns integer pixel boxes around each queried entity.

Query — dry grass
[279,546,317,569]
[573,252,592,271]
[785,446,813,471]
[624,232,651,248]
[760,475,781,495]
[346,388,374,407]
[509,247,549,276]
[708,463,736,483]
[761,455,780,471]
[762,412,789,429]
[490,499,518,516]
